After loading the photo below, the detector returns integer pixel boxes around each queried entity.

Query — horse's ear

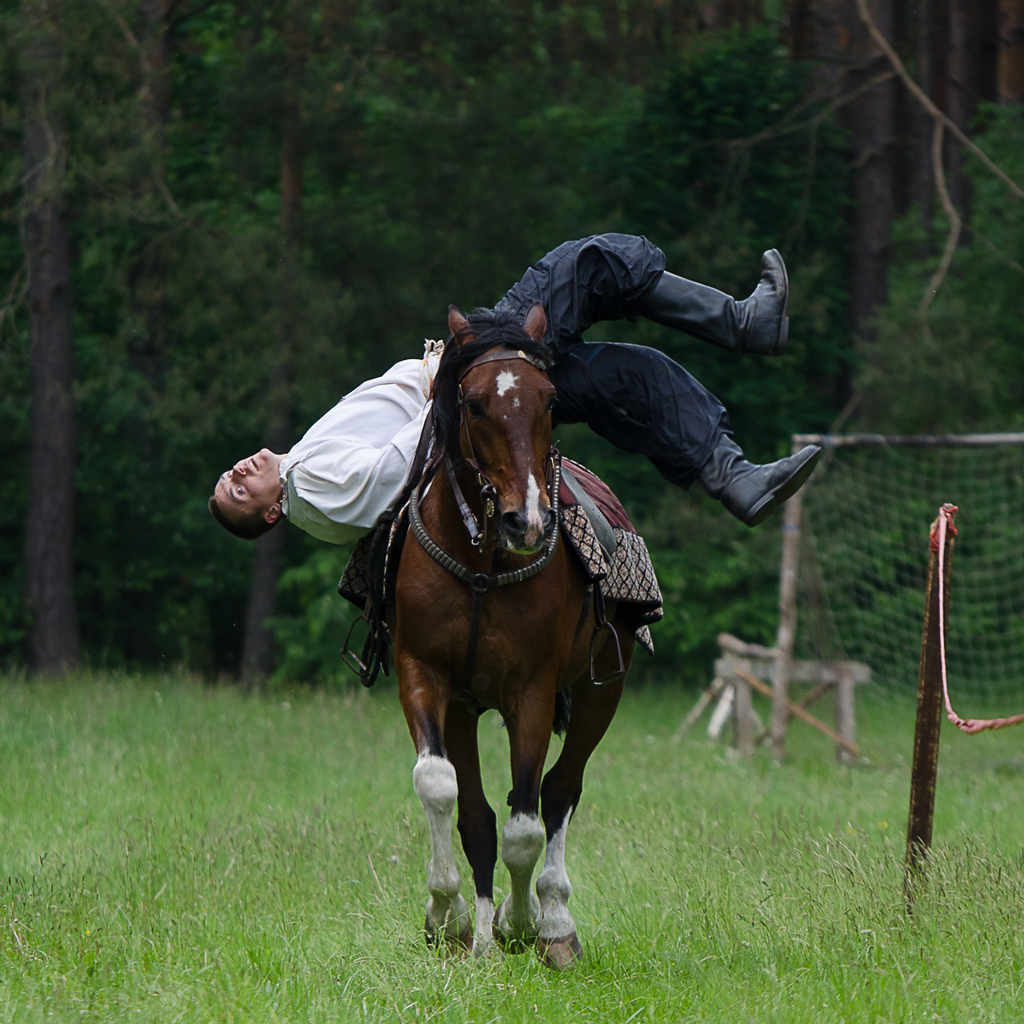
[449,305,472,346]
[523,303,547,342]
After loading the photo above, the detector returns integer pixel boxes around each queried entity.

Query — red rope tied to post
[934,505,1024,733]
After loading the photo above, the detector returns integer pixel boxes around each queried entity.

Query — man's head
[209,449,286,540]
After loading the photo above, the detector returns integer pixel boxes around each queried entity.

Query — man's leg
[629,250,790,356]
[497,234,788,358]
[497,234,815,524]
[550,343,819,527]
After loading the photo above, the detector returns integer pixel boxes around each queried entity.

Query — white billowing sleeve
[279,359,430,545]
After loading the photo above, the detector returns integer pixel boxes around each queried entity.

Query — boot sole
[747,250,789,356]
[766,248,788,356]
[743,446,821,527]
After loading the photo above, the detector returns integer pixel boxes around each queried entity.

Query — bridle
[442,347,551,550]
[408,346,563,695]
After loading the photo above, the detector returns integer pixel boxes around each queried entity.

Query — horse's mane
[432,306,552,457]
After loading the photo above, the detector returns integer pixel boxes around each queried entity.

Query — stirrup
[589,621,627,686]
[340,616,374,685]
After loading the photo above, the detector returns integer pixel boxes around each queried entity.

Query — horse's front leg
[444,701,499,958]
[493,685,555,949]
[398,654,472,950]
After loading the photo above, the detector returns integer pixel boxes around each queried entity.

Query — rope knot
[930,503,958,552]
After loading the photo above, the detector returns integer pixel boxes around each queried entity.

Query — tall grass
[1,673,1022,1022]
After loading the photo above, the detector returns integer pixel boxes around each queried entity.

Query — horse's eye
[466,399,485,418]
[546,395,556,413]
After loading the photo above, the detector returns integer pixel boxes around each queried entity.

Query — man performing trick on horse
[209,234,821,542]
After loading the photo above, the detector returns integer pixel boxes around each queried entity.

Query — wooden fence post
[836,665,856,764]
[772,476,803,762]
[905,506,956,905]
[734,670,754,758]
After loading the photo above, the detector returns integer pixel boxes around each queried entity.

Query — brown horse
[390,303,634,969]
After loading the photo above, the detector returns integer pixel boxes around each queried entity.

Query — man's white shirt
[278,359,429,544]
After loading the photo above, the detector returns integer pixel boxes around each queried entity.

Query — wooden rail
[733,667,860,758]
[793,432,1024,448]
[684,633,870,760]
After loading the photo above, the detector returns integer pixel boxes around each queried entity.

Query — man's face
[214,448,285,526]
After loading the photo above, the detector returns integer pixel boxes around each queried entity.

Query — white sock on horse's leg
[536,807,577,940]
[473,894,496,957]
[413,754,471,943]
[496,812,544,939]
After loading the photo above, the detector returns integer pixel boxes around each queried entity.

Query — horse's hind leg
[400,659,472,951]
[536,630,632,969]
[444,701,499,958]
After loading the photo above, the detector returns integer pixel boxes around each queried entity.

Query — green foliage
[859,106,1024,433]
[1,8,856,680]
[595,26,852,454]
[563,27,853,679]
[268,541,362,688]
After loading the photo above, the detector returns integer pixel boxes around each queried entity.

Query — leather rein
[408,347,562,695]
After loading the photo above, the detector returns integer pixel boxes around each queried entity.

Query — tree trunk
[912,0,936,229]
[129,0,173,384]
[139,0,172,132]
[22,0,80,672]
[948,0,999,219]
[240,1,307,686]
[787,0,816,59]
[1000,0,1024,102]
[813,0,896,341]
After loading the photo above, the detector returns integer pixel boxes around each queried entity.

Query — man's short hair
[208,494,280,540]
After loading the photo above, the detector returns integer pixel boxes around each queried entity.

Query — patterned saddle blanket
[338,458,663,655]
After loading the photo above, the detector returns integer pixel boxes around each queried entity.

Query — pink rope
[933,505,1024,734]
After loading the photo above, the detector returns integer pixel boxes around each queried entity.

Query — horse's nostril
[501,510,529,537]
[541,508,556,536]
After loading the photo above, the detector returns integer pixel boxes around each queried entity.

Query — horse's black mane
[432,306,552,457]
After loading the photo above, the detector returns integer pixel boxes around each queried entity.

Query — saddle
[338,457,662,676]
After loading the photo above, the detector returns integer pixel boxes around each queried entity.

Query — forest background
[3,0,1023,687]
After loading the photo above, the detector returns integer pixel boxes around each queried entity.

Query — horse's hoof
[491,918,536,954]
[425,915,473,954]
[536,933,582,970]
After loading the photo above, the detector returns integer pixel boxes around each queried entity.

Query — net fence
[795,440,1024,702]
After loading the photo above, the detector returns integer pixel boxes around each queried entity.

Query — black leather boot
[699,436,820,527]
[631,249,789,356]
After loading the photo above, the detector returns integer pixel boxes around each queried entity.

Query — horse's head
[437,304,556,556]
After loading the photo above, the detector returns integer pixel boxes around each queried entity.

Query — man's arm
[280,359,430,543]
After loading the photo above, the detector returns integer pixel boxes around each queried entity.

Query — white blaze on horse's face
[525,474,545,547]
[462,353,554,555]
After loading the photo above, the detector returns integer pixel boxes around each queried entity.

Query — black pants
[497,233,730,488]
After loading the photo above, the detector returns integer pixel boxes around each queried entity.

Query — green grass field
[1,673,1022,1023]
